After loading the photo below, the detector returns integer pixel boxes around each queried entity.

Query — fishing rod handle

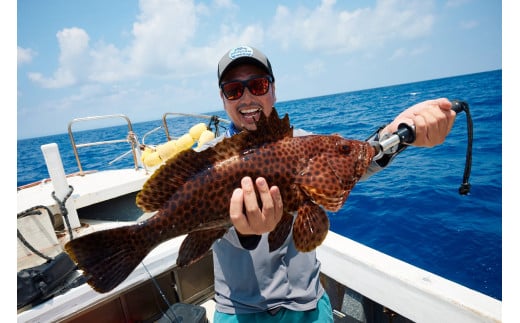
[397,99,467,145]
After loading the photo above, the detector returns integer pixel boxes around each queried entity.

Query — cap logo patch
[229,46,254,60]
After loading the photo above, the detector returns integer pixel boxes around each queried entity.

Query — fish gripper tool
[372,100,473,195]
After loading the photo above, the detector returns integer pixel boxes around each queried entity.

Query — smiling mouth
[239,107,263,122]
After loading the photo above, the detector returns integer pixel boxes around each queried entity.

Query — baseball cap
[217,45,274,84]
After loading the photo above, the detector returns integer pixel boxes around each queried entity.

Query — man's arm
[364,98,456,178]
[229,98,456,246]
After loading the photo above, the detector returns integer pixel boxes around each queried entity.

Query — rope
[108,130,142,166]
[51,185,75,239]
[17,206,56,261]
[127,130,139,147]
[208,115,228,137]
[18,185,76,261]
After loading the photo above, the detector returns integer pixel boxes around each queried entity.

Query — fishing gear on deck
[372,99,473,195]
[17,206,56,262]
[17,204,83,310]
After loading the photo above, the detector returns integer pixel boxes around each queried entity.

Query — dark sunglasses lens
[222,77,271,100]
[222,82,244,100]
[248,78,270,96]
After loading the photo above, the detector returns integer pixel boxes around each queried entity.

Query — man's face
[220,64,276,131]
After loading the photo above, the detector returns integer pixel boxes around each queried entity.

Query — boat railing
[67,112,230,175]
[162,112,230,141]
[68,114,140,175]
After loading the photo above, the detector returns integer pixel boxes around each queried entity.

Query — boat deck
[17,168,152,214]
[17,168,154,271]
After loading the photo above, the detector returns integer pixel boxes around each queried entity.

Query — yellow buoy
[175,133,195,151]
[143,122,211,167]
[156,140,179,160]
[198,130,215,146]
[140,146,154,163]
[189,123,208,140]
[144,151,162,167]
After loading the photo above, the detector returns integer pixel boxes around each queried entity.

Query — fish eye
[339,144,350,154]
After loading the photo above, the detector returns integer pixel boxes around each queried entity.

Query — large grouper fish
[64,108,375,293]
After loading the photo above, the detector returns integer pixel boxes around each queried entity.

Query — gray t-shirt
[203,127,388,314]
[213,220,323,314]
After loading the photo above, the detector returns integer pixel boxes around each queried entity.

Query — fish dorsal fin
[136,148,215,212]
[240,107,293,147]
[136,107,292,212]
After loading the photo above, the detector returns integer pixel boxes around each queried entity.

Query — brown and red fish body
[64,108,375,293]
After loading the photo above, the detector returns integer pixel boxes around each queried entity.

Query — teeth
[240,108,261,114]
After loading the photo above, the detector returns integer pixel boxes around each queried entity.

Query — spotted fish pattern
[64,108,375,293]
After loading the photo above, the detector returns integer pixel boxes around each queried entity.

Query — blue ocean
[17,70,502,301]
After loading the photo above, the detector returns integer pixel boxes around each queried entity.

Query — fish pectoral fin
[292,201,330,252]
[295,155,347,211]
[177,228,227,267]
[268,211,294,252]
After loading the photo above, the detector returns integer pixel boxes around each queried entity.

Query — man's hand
[229,176,283,236]
[382,98,456,147]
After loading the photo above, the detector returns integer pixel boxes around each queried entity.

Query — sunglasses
[220,76,273,100]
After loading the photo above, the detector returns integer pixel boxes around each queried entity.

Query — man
[211,45,455,322]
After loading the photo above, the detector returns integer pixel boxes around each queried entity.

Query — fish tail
[64,225,152,293]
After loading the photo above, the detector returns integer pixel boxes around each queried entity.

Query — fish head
[327,134,375,185]
[295,134,375,211]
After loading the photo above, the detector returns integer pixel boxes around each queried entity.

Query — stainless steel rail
[68,114,140,175]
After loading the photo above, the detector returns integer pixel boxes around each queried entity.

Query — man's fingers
[255,177,281,228]
[229,188,248,228]
[270,185,283,218]
[241,176,261,216]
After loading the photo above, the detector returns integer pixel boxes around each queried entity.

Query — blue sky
[15,0,502,139]
[8,1,517,317]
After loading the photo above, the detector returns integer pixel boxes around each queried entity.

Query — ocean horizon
[17,69,502,300]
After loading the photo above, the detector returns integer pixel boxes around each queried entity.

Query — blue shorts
[213,292,333,323]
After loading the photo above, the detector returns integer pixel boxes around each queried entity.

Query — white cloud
[24,0,437,90]
[88,43,129,82]
[25,0,257,89]
[28,27,90,88]
[17,47,36,66]
[270,0,435,54]
[129,0,200,73]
